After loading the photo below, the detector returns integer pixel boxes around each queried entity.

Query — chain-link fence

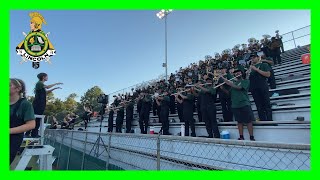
[44,129,310,170]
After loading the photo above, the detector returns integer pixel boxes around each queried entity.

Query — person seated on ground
[61,115,70,129]
[68,113,78,129]
[49,116,58,129]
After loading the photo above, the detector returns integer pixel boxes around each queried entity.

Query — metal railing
[44,129,310,170]
[106,25,310,102]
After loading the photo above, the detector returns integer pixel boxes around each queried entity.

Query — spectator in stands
[249,53,273,121]
[10,78,36,165]
[221,69,255,141]
[25,73,62,138]
[270,37,282,65]
[275,33,284,53]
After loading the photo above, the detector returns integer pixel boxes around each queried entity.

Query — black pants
[251,87,273,121]
[26,104,45,137]
[268,69,277,89]
[160,108,170,135]
[183,110,196,136]
[108,115,114,132]
[196,98,202,122]
[152,100,157,116]
[201,104,220,138]
[272,48,282,65]
[169,95,176,114]
[126,110,133,133]
[115,115,124,133]
[157,105,161,123]
[139,109,150,134]
[10,134,23,164]
[177,102,184,122]
[220,95,233,122]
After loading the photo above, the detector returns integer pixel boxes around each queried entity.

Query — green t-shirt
[34,81,45,93]
[250,62,271,77]
[161,96,170,106]
[186,94,194,101]
[10,98,35,122]
[201,85,216,96]
[230,79,251,108]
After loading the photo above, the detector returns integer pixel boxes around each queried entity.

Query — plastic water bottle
[150,126,154,134]
[181,124,185,136]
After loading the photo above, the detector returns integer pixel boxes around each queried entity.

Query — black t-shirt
[249,62,271,90]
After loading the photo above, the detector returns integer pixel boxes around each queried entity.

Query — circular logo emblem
[23,32,49,57]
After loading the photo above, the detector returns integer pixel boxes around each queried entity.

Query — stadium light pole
[156,9,173,83]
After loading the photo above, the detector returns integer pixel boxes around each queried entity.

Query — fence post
[292,31,297,48]
[106,133,112,170]
[157,134,160,170]
[66,131,74,170]
[56,131,65,169]
[81,131,88,170]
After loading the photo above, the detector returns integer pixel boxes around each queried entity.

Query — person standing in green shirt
[26,73,63,138]
[221,69,255,141]
[249,54,273,121]
[10,78,36,165]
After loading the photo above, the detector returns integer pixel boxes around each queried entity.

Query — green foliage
[80,86,104,111]
[43,86,104,120]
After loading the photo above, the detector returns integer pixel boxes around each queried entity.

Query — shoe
[191,133,196,137]
[238,137,244,140]
[207,135,213,138]
[272,93,280,97]
[250,136,255,141]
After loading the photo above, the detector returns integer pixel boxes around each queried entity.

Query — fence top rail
[281,25,310,36]
[46,129,310,150]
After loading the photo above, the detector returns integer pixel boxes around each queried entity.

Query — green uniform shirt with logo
[230,79,251,108]
[10,98,35,122]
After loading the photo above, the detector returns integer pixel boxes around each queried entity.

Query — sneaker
[238,137,245,140]
[250,136,256,141]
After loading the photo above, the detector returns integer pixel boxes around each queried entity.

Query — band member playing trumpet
[139,91,152,134]
[176,87,196,137]
[125,97,134,133]
[221,69,255,141]
[249,53,273,121]
[218,64,234,122]
[195,74,220,138]
[156,89,171,135]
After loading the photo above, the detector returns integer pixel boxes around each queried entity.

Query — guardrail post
[292,31,297,48]
[106,133,112,170]
[157,134,160,170]
[81,131,88,170]
[66,131,74,170]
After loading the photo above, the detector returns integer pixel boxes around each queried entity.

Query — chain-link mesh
[44,129,310,170]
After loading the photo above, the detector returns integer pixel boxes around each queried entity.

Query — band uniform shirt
[33,81,46,107]
[249,62,271,90]
[230,79,251,108]
[10,98,35,128]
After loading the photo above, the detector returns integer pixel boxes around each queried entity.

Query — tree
[80,86,104,111]
[64,93,78,113]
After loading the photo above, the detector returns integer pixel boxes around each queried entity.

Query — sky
[10,10,310,101]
